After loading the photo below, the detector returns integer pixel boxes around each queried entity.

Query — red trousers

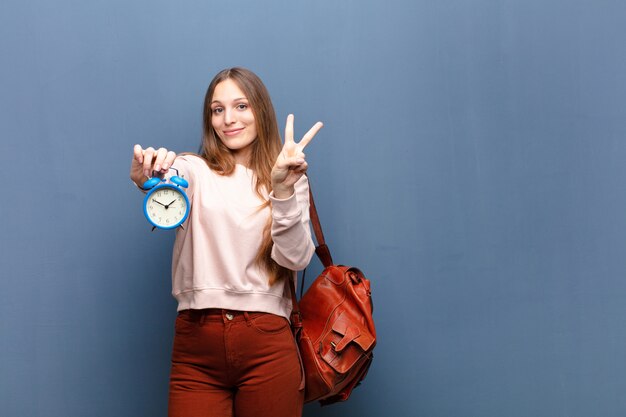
[168,309,304,417]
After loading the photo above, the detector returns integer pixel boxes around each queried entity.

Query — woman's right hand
[130,144,177,188]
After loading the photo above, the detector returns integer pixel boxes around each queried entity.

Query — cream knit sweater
[168,155,315,319]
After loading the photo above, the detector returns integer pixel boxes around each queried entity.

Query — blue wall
[2,1,626,416]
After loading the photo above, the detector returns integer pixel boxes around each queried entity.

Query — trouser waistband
[178,308,266,324]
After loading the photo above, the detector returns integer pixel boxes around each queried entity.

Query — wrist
[272,185,294,199]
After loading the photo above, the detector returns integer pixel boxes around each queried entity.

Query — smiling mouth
[223,128,244,136]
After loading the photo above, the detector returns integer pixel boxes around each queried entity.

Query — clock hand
[165,199,177,209]
[152,199,167,207]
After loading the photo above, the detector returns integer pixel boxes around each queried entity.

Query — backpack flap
[321,312,375,374]
[331,314,375,352]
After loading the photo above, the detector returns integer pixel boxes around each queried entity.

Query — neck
[232,148,252,168]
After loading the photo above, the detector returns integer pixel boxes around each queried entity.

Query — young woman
[130,67,323,417]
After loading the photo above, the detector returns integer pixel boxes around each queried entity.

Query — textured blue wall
[2,1,626,416]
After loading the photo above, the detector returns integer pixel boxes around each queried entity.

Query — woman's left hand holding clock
[130,144,177,188]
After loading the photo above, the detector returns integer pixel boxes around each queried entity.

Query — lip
[222,128,244,137]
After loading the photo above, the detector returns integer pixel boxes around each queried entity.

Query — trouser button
[225,313,234,321]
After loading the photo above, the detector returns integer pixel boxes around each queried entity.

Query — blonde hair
[199,67,292,285]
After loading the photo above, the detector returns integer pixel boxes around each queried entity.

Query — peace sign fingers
[284,114,295,146]
[300,120,324,149]
[272,114,323,197]
[283,114,324,156]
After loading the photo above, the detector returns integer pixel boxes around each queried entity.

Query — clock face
[144,185,189,229]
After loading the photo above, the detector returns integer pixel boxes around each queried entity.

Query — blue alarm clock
[142,169,190,230]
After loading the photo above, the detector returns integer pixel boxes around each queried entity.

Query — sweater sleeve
[269,176,316,271]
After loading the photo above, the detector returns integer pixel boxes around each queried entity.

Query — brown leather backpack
[289,185,376,406]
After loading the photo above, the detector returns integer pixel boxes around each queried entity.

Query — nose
[224,108,236,125]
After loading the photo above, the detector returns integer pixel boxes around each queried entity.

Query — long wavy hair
[199,67,292,285]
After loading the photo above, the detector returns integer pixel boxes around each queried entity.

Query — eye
[211,107,223,115]
[236,103,248,111]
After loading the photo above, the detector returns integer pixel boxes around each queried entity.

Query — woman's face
[210,78,258,164]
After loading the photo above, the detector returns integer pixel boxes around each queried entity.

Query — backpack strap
[288,176,332,314]
[307,178,333,268]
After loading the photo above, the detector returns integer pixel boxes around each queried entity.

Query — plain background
[2,1,626,416]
